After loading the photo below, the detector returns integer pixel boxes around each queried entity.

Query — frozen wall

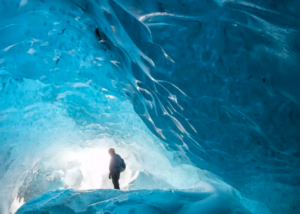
[0,0,299,214]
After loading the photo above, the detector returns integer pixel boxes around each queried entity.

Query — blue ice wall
[0,0,299,214]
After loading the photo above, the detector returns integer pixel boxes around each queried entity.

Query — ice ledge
[16,188,250,214]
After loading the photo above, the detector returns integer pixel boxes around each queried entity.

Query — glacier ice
[16,187,251,214]
[0,0,299,214]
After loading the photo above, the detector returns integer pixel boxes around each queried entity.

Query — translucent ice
[0,0,299,214]
[16,187,250,214]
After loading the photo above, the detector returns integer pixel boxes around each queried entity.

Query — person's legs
[112,171,120,189]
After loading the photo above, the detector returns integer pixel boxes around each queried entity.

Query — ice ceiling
[0,0,299,214]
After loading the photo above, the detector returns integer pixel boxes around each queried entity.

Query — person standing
[108,148,126,189]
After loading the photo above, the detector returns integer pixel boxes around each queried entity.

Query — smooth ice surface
[16,186,251,214]
[0,0,299,214]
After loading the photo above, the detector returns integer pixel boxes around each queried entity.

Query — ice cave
[0,0,299,213]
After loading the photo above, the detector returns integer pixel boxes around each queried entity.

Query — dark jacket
[109,154,124,173]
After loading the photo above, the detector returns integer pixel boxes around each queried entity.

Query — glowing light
[61,148,112,190]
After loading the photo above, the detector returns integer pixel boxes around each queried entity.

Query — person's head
[108,148,115,156]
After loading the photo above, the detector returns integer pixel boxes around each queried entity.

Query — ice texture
[0,0,299,214]
[16,187,250,214]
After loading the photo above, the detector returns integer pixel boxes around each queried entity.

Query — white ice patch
[10,197,24,214]
[19,0,28,7]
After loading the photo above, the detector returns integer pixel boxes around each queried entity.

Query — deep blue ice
[0,0,299,214]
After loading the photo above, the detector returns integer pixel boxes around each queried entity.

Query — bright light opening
[47,147,133,190]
